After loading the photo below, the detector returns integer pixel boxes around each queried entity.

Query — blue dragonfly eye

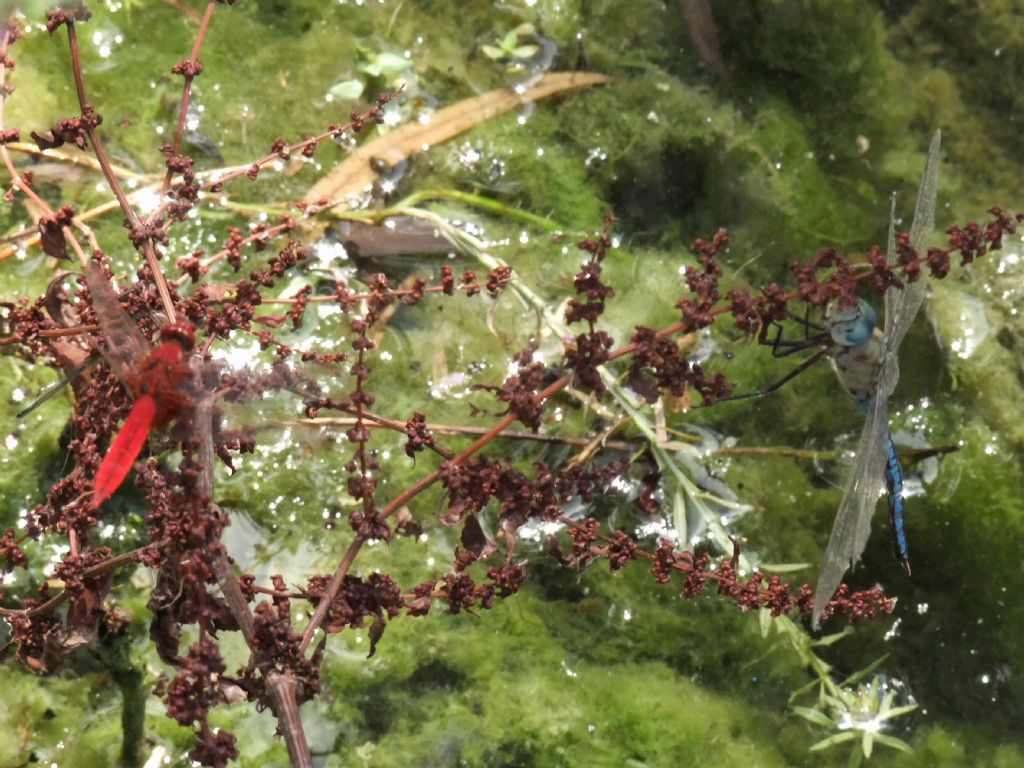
[827,299,877,347]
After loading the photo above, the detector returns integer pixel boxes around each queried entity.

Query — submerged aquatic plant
[0,3,1020,767]
[796,673,918,765]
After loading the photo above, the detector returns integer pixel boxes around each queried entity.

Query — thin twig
[64,21,177,320]
[160,1,216,195]
[0,541,167,619]
[298,536,363,653]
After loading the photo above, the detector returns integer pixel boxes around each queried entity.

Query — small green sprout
[355,45,413,79]
[328,46,413,102]
[481,23,542,67]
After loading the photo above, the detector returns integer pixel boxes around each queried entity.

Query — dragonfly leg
[787,305,827,335]
[710,347,828,404]
[709,311,829,406]
[759,312,829,359]
[16,355,103,419]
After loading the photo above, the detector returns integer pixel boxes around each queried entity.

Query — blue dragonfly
[717,131,941,626]
[811,129,941,626]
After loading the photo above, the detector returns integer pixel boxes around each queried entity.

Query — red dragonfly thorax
[130,320,197,427]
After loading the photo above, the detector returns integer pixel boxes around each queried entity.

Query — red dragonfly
[83,264,198,509]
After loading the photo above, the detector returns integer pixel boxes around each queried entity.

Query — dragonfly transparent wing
[813,384,891,625]
[882,129,941,364]
[83,263,152,385]
[812,130,941,626]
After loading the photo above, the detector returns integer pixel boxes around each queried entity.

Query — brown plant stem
[0,26,91,268]
[64,21,178,321]
[298,536,364,654]
[292,415,635,454]
[194,388,312,767]
[161,1,217,195]
[299,373,571,649]
[0,541,167,619]
[267,674,312,768]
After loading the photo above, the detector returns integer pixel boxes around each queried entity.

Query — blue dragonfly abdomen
[885,433,909,572]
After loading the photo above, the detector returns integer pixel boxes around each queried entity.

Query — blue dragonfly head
[827,299,877,347]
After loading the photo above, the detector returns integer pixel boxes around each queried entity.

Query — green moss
[320,591,799,768]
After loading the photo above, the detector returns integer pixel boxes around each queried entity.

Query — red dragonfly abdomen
[90,394,157,508]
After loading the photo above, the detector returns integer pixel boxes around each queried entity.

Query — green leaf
[822,693,850,711]
[512,44,541,59]
[883,704,918,718]
[809,732,856,751]
[861,730,874,759]
[328,80,365,100]
[758,606,772,638]
[792,706,835,728]
[671,485,687,545]
[481,45,505,61]
[373,52,413,77]
[811,627,854,647]
[870,733,914,753]
[840,654,889,686]
[755,561,812,573]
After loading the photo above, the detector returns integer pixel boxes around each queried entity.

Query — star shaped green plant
[794,674,917,765]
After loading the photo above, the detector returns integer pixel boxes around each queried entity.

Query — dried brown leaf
[304,71,610,210]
